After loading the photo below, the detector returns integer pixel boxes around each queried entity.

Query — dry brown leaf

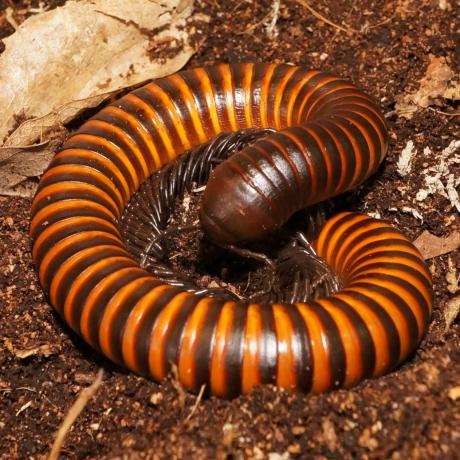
[0,0,195,145]
[0,139,65,196]
[395,55,458,119]
[411,56,454,107]
[443,296,460,334]
[0,0,196,196]
[4,93,114,148]
[413,230,460,260]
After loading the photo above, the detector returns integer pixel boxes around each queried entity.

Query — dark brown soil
[1,0,460,459]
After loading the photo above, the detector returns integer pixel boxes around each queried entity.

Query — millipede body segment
[30,63,433,397]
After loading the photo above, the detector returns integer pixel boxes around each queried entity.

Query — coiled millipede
[30,63,433,397]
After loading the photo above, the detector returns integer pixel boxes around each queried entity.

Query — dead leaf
[395,55,458,119]
[413,230,460,260]
[0,138,65,196]
[412,56,454,107]
[4,93,112,148]
[443,296,460,334]
[0,0,195,146]
[0,142,50,163]
[0,181,41,198]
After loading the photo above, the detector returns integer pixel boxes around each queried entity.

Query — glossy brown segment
[30,63,433,397]
[200,66,388,244]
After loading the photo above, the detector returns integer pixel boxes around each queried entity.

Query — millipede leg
[120,129,336,303]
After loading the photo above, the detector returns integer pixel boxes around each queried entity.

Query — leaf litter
[413,230,460,260]
[0,0,198,197]
[395,55,459,119]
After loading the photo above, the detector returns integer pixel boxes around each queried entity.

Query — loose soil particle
[1,0,460,459]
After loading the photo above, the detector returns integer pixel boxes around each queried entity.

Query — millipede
[30,63,433,398]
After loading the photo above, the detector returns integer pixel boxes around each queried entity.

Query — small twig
[426,106,460,117]
[295,0,359,34]
[48,369,104,460]
[0,386,35,393]
[184,384,206,424]
[363,15,393,31]
[411,102,460,118]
